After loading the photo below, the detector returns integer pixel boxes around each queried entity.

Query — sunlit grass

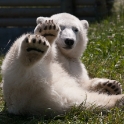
[83,14,124,91]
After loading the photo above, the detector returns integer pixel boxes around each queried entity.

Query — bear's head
[36,13,89,59]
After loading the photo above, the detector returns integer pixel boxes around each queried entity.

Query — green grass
[0,7,124,124]
[83,14,124,90]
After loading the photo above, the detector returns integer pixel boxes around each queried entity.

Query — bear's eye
[73,27,78,32]
[60,25,65,30]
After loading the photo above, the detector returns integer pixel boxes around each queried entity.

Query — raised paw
[20,34,50,66]
[34,19,60,44]
[91,78,122,95]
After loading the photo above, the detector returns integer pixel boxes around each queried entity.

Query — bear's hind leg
[89,78,122,95]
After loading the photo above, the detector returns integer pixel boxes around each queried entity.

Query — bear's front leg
[20,34,50,66]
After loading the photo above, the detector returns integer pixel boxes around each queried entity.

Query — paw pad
[102,80,122,95]
[32,39,36,43]
[22,34,49,54]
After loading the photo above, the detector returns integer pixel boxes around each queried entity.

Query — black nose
[65,39,74,46]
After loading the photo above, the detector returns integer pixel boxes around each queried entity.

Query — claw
[38,40,41,44]
[103,82,107,86]
[53,25,56,30]
[44,26,47,30]
[32,39,36,43]
[27,34,30,38]
[107,83,112,87]
[25,38,28,43]
[43,41,46,45]
[39,29,42,33]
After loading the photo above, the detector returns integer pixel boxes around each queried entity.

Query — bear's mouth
[63,46,73,50]
[43,34,55,37]
[27,48,44,53]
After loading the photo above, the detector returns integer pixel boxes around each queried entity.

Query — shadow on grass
[0,109,47,124]
[0,107,66,124]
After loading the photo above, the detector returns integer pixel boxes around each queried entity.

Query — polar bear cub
[35,13,122,95]
[1,16,124,116]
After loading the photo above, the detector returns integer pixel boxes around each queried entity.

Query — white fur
[35,13,122,94]
[2,13,124,116]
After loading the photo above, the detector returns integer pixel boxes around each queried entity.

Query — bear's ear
[36,17,44,24]
[80,20,89,30]
[36,17,49,24]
